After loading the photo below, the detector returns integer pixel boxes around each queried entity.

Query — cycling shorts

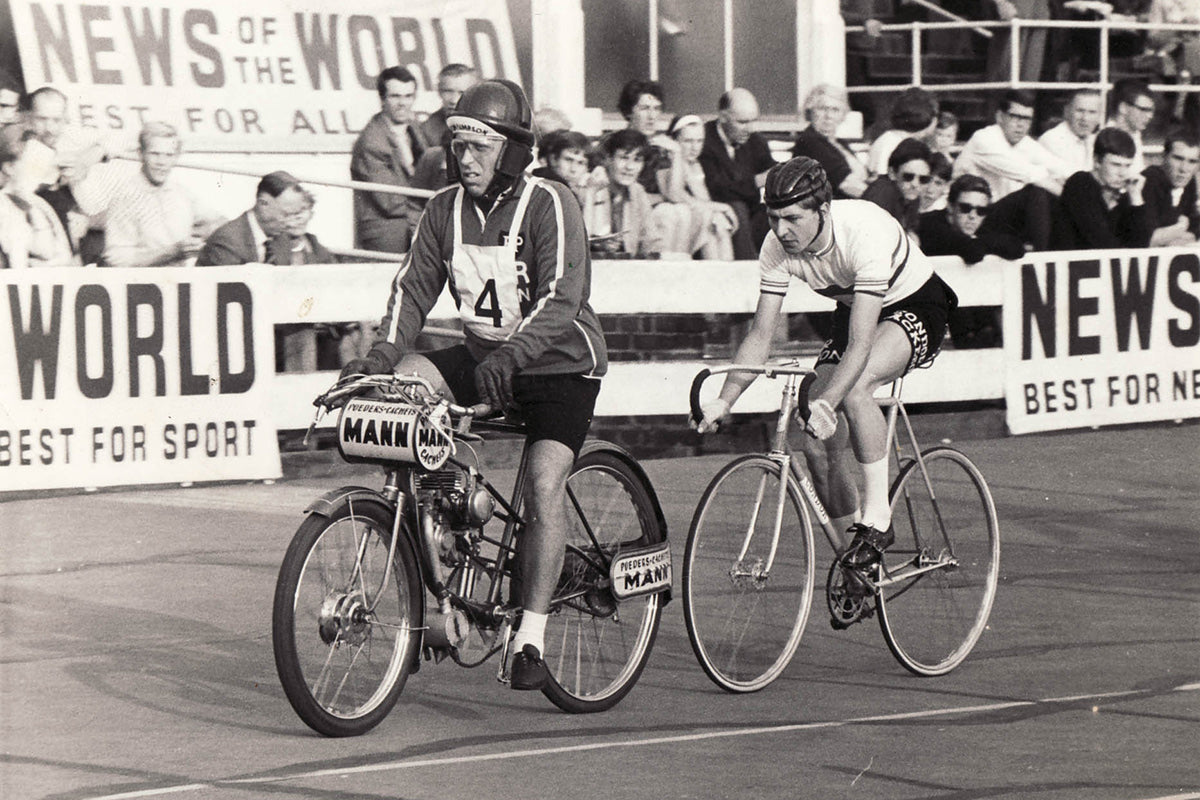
[424,344,600,456]
[816,273,958,374]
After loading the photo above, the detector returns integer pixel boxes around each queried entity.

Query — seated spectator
[582,129,663,258]
[413,64,478,191]
[532,129,591,205]
[1142,126,1200,246]
[1106,78,1156,174]
[791,84,870,199]
[932,110,959,157]
[655,114,739,260]
[955,90,1071,200]
[618,79,673,199]
[862,136,933,235]
[1038,89,1101,175]
[0,122,74,266]
[1050,127,1152,250]
[865,86,938,177]
[921,152,954,212]
[919,174,1026,263]
[0,71,19,126]
[698,87,776,258]
[102,123,222,267]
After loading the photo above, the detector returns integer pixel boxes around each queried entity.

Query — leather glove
[804,398,838,441]
[693,398,731,434]
[339,348,394,380]
[475,349,519,413]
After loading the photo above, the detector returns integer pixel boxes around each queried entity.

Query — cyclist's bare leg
[799,364,860,547]
[514,438,573,641]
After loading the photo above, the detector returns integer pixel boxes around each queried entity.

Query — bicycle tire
[272,500,423,736]
[540,447,665,713]
[683,454,816,693]
[877,446,1000,676]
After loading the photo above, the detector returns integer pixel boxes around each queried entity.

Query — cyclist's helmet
[446,79,535,197]
[763,156,833,210]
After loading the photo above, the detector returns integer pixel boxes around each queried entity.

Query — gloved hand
[693,398,731,434]
[475,349,519,413]
[339,348,394,380]
[804,398,838,440]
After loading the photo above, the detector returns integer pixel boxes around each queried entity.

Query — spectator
[919,173,1026,263]
[698,87,776,258]
[862,136,933,235]
[986,0,1052,85]
[1142,126,1200,245]
[655,114,739,260]
[791,84,870,199]
[1146,0,1200,127]
[617,79,673,199]
[582,129,662,258]
[1039,89,1101,174]
[932,110,960,157]
[102,123,222,267]
[955,90,1071,199]
[351,66,430,253]
[921,152,954,212]
[534,107,572,140]
[0,122,74,266]
[1107,78,1156,174]
[1050,127,1152,250]
[420,63,477,146]
[532,129,591,205]
[865,86,938,177]
[0,70,19,126]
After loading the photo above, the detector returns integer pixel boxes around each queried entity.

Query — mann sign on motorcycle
[1002,249,1200,434]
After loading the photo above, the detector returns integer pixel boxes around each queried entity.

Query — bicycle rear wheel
[878,446,1000,676]
[683,455,816,693]
[541,447,665,713]
[272,500,422,736]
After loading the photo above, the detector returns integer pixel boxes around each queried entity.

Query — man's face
[628,92,663,136]
[605,147,645,187]
[381,78,417,125]
[141,136,181,186]
[890,158,932,202]
[451,133,503,197]
[997,102,1033,145]
[767,202,823,255]
[949,190,990,237]
[1065,93,1101,138]
[0,89,19,125]
[1095,153,1133,192]
[1119,95,1155,133]
[438,73,476,113]
[257,186,309,236]
[549,147,588,186]
[1165,142,1200,188]
[719,96,758,146]
[30,93,67,148]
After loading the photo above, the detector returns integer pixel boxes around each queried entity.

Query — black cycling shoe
[509,644,549,691]
[840,523,895,569]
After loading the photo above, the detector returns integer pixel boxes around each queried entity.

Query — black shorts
[816,274,958,374]
[424,345,600,456]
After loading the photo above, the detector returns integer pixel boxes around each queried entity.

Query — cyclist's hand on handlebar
[475,349,518,413]
[339,349,393,380]
[805,398,838,440]
[693,398,731,434]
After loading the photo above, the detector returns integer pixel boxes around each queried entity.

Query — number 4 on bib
[474,279,503,327]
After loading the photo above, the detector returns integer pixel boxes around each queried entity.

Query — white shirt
[1038,121,1095,176]
[953,124,1072,200]
[1105,118,1145,175]
[866,129,910,177]
[758,199,933,307]
[103,171,198,267]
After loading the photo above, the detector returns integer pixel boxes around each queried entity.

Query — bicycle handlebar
[316,374,492,420]
[689,364,818,426]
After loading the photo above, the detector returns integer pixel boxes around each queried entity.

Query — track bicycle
[682,362,999,693]
[272,373,671,736]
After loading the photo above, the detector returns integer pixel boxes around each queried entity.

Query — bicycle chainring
[825,560,876,630]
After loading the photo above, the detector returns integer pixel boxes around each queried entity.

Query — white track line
[80,684,1199,800]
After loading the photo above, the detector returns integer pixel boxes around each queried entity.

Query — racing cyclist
[341,80,607,690]
[695,156,958,570]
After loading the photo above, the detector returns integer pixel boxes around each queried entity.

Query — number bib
[450,181,538,342]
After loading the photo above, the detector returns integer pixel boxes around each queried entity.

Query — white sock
[859,456,891,531]
[512,611,548,654]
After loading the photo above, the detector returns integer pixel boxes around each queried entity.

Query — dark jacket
[863,176,919,233]
[1142,164,1200,236]
[698,120,776,257]
[195,211,335,266]
[1050,171,1152,250]
[791,127,854,198]
[918,209,1026,262]
[350,112,431,253]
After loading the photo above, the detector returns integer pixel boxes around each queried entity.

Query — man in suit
[697,88,776,259]
[351,66,430,253]
[1142,127,1200,247]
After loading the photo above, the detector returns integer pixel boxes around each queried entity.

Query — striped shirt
[759,199,933,306]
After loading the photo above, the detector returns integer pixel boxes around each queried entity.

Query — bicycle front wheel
[878,447,1000,676]
[683,455,816,693]
[272,500,423,736]
[541,447,665,713]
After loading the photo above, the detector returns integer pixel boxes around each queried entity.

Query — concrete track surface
[1,423,1198,800]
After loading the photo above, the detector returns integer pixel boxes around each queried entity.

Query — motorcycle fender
[303,486,393,518]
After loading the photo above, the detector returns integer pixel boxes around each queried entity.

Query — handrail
[900,0,993,38]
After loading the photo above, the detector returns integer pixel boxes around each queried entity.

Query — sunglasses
[899,171,932,185]
[956,201,989,216]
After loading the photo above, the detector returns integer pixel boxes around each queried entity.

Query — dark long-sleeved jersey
[375,175,608,378]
